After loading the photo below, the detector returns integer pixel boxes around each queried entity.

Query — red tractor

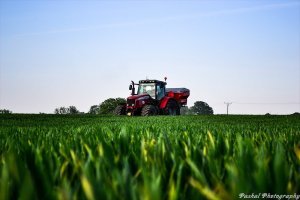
[114,78,190,116]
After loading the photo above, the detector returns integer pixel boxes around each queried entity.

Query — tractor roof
[139,80,165,84]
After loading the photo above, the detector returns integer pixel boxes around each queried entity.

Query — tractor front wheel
[114,105,126,115]
[141,105,158,116]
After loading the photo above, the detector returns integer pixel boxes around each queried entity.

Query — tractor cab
[129,79,166,100]
[136,80,166,100]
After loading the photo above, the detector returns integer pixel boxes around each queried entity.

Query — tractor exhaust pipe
[129,81,136,95]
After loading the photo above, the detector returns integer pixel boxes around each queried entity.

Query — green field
[1,114,300,200]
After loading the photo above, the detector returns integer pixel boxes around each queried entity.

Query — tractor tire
[165,100,180,116]
[141,105,158,116]
[114,105,126,115]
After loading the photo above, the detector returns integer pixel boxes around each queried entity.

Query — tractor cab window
[137,83,156,98]
[156,84,165,100]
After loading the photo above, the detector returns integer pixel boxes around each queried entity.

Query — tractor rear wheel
[141,105,158,116]
[165,100,180,115]
[114,105,126,115]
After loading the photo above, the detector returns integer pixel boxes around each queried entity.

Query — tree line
[54,99,214,115]
[2,100,300,115]
[0,109,12,114]
[54,98,126,115]
[181,101,214,115]
[1,99,214,115]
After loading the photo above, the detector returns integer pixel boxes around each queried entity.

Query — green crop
[0,114,300,200]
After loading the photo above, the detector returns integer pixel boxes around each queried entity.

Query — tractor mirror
[129,85,132,90]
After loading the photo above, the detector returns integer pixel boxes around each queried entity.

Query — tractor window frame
[137,83,156,98]
[156,84,165,100]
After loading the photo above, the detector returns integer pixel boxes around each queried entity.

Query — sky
[0,0,299,114]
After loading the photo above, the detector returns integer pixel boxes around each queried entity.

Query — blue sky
[0,0,299,114]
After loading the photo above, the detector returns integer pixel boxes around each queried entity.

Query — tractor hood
[127,94,150,100]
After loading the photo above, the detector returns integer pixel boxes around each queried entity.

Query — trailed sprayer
[115,77,190,116]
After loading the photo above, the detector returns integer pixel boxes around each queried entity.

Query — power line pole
[224,102,232,115]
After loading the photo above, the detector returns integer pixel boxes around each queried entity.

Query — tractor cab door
[156,83,165,100]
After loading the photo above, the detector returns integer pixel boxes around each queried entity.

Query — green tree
[54,106,80,114]
[55,107,69,114]
[180,106,190,115]
[190,101,213,115]
[69,106,79,114]
[99,98,126,114]
[0,109,12,114]
[89,105,100,114]
[55,107,66,114]
[291,112,300,116]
